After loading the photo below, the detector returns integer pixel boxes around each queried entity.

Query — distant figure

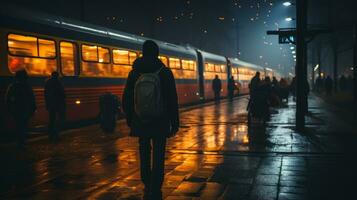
[325,75,333,96]
[339,75,347,91]
[272,76,279,88]
[249,72,261,94]
[290,77,296,101]
[99,92,120,133]
[212,75,222,103]
[45,71,66,142]
[5,70,36,148]
[122,40,179,200]
[227,76,237,101]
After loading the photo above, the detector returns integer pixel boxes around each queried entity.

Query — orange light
[75,100,81,105]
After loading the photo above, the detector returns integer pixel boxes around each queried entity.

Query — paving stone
[199,182,225,199]
[171,182,205,196]
[221,184,250,199]
[249,185,277,200]
[229,177,254,185]
[279,187,307,195]
[278,192,306,200]
[255,174,279,186]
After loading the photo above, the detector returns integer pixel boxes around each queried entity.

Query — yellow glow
[75,100,81,104]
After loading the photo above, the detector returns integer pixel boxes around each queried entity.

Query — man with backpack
[122,40,179,200]
[5,70,36,149]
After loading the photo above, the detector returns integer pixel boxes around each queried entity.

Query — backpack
[134,67,164,121]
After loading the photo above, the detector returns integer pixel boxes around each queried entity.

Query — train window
[98,47,110,63]
[38,39,56,58]
[82,44,98,62]
[129,51,137,64]
[169,57,181,69]
[182,60,196,71]
[205,63,214,72]
[8,34,37,57]
[159,56,168,67]
[7,33,57,75]
[220,65,226,73]
[113,49,129,64]
[214,65,221,72]
[60,42,76,76]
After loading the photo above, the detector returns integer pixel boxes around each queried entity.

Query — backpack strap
[155,66,164,75]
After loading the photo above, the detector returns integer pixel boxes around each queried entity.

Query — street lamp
[290,46,295,50]
[283,1,292,7]
[292,50,296,54]
[285,17,293,22]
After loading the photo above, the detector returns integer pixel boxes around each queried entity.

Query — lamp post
[296,0,308,130]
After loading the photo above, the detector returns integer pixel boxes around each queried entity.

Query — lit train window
[8,34,37,57]
[220,65,226,72]
[81,44,110,63]
[98,47,110,63]
[129,52,137,64]
[60,42,76,76]
[182,60,196,71]
[38,39,56,58]
[205,63,214,72]
[214,65,221,72]
[158,56,168,67]
[113,49,129,64]
[7,33,57,75]
[82,45,98,62]
[169,58,181,69]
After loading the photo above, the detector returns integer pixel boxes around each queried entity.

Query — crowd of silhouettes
[314,75,353,95]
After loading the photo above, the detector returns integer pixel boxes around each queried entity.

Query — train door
[196,50,205,101]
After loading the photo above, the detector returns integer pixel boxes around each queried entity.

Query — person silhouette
[5,70,36,148]
[212,75,222,103]
[122,40,179,200]
[44,71,66,142]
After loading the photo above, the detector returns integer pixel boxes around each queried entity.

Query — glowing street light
[290,46,295,50]
[292,50,296,54]
[283,1,292,7]
[285,17,293,22]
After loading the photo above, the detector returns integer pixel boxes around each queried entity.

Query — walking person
[5,70,36,149]
[325,75,333,96]
[212,75,222,103]
[44,71,66,142]
[122,40,179,200]
[227,76,237,101]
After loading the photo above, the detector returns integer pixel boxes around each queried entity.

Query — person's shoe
[150,190,162,200]
[143,187,150,200]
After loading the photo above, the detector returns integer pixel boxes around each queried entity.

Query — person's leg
[48,110,56,140]
[139,137,152,193]
[15,116,27,149]
[57,109,65,139]
[150,137,166,199]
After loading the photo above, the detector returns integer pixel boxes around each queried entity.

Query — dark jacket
[122,57,179,138]
[5,80,36,119]
[212,78,222,92]
[44,78,66,111]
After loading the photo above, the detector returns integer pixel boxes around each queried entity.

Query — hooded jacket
[122,57,179,138]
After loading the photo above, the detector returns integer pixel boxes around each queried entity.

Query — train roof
[0,4,197,59]
[198,50,227,64]
[228,58,264,72]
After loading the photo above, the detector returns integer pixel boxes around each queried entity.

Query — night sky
[3,0,357,77]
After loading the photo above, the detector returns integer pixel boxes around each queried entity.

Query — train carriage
[228,58,265,94]
[0,5,281,133]
[197,50,228,100]
[0,5,199,131]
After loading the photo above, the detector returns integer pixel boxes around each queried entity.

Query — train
[0,5,281,131]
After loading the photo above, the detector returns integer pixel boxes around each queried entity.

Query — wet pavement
[1,95,357,200]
